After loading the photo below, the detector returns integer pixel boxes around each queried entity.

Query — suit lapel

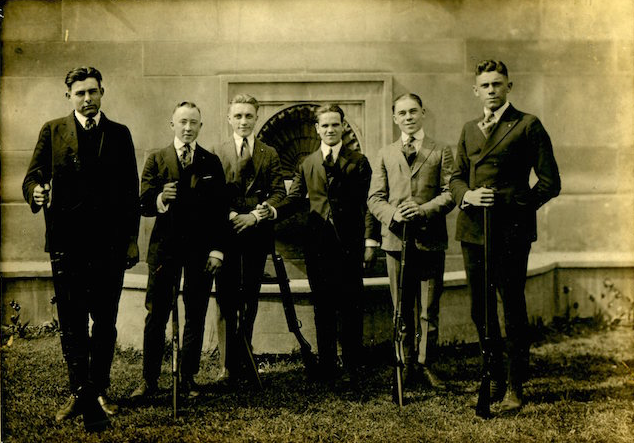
[308,149,327,187]
[60,113,79,158]
[410,137,436,177]
[164,143,181,181]
[475,105,521,164]
[246,139,265,194]
[335,145,352,174]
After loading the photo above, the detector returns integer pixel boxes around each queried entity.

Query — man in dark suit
[131,102,227,400]
[450,60,561,412]
[368,93,455,389]
[22,66,140,430]
[211,94,286,381]
[272,104,378,381]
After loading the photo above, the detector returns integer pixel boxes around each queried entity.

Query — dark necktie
[180,143,192,168]
[85,117,96,131]
[479,113,496,138]
[324,147,335,168]
[240,138,251,160]
[402,135,417,166]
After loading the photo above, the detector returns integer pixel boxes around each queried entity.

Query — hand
[232,213,257,234]
[397,200,421,221]
[125,241,139,269]
[363,246,378,270]
[463,187,495,207]
[161,181,178,204]
[255,202,273,220]
[205,256,222,275]
[33,183,51,207]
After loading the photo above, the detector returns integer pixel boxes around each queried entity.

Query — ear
[506,81,513,93]
[170,120,175,130]
[472,84,479,97]
[100,87,105,96]
[65,91,71,100]
[314,122,320,134]
[392,114,398,125]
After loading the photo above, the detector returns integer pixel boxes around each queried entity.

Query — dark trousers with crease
[304,222,364,375]
[461,238,531,390]
[51,250,125,394]
[143,251,213,384]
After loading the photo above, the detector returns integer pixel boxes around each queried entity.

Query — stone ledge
[2,251,632,290]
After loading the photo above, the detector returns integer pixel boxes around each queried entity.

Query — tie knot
[85,117,96,130]
[406,135,416,145]
[180,143,192,168]
[241,138,250,156]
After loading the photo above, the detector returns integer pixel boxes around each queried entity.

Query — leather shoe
[467,380,507,408]
[55,394,81,422]
[419,365,445,390]
[80,393,110,433]
[496,390,523,413]
[130,380,157,399]
[97,394,119,416]
[181,377,202,399]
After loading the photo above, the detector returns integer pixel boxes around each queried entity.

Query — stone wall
[1,0,633,266]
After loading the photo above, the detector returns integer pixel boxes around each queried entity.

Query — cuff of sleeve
[156,193,169,213]
[365,238,380,248]
[229,211,238,220]
[209,250,224,261]
[250,209,261,224]
[270,205,278,220]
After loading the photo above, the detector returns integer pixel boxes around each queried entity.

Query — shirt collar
[174,137,197,152]
[484,101,510,123]
[400,127,425,147]
[233,132,256,156]
[74,110,102,129]
[320,141,342,161]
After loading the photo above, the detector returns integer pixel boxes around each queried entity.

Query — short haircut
[392,93,424,113]
[314,104,345,123]
[475,60,509,78]
[65,66,103,89]
[172,101,201,118]
[228,93,259,112]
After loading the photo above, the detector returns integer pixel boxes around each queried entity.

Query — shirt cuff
[250,209,261,224]
[157,193,169,213]
[270,205,278,220]
[229,211,238,220]
[209,250,224,261]
[365,238,380,248]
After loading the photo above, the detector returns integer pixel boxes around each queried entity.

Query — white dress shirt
[400,127,425,153]
[74,110,102,129]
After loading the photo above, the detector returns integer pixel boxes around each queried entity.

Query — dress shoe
[467,379,507,408]
[55,394,81,422]
[130,380,157,399]
[81,393,110,433]
[419,365,446,390]
[181,377,202,399]
[97,394,119,416]
[496,390,523,413]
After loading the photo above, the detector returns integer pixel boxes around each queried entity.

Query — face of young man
[473,70,513,112]
[171,106,202,144]
[227,103,258,138]
[315,112,344,147]
[393,97,425,135]
[66,77,104,117]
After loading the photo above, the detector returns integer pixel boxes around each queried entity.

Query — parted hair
[392,93,424,113]
[475,60,509,78]
[314,104,345,123]
[173,101,201,118]
[228,94,259,112]
[64,66,103,89]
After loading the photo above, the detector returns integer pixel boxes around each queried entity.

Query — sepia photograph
[0,0,632,441]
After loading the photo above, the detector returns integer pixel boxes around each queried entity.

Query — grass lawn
[2,322,633,442]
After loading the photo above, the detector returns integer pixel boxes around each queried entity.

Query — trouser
[386,249,444,366]
[461,239,531,391]
[305,224,364,374]
[214,242,268,373]
[51,250,125,394]
[143,253,213,383]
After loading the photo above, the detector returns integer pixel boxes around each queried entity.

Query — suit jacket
[22,112,139,257]
[140,143,227,266]
[450,104,561,245]
[277,145,377,258]
[211,138,286,249]
[368,135,455,252]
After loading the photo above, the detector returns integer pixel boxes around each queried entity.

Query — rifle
[171,269,182,419]
[393,224,408,407]
[475,206,494,419]
[271,242,318,376]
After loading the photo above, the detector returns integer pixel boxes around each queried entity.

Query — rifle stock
[393,224,407,407]
[475,206,494,419]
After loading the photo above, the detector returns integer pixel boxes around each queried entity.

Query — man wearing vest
[368,93,455,390]
[131,102,227,400]
[212,94,286,381]
[22,66,140,431]
[450,60,561,412]
[273,104,379,383]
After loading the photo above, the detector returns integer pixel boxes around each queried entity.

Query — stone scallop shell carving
[257,103,361,179]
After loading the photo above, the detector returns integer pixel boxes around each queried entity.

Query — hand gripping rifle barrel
[393,224,408,408]
[476,206,494,419]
